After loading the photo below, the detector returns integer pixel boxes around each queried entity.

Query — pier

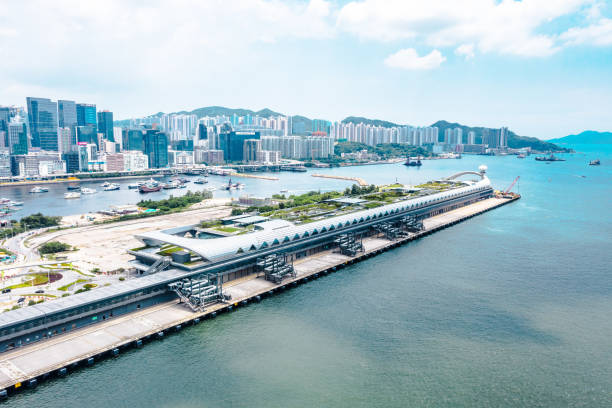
[311,174,369,186]
[0,195,518,398]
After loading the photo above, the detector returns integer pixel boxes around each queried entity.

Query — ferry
[64,192,81,199]
[103,183,120,191]
[139,183,162,193]
[81,187,97,194]
[29,186,49,193]
[535,153,565,162]
[404,157,422,167]
[589,159,601,166]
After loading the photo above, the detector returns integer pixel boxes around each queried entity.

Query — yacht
[81,187,97,194]
[29,186,49,193]
[103,183,120,191]
[64,192,81,199]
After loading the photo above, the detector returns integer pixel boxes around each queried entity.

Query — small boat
[66,184,81,191]
[145,178,159,186]
[235,182,244,189]
[517,154,526,159]
[280,189,288,193]
[128,183,140,189]
[0,198,10,204]
[9,201,24,206]
[100,182,111,188]
[163,181,181,189]
[103,183,120,191]
[30,186,49,193]
[81,187,97,194]
[589,159,601,166]
[194,178,208,184]
[139,184,162,193]
[64,192,81,199]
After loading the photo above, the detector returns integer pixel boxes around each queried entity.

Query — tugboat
[403,157,422,167]
[535,153,565,162]
[589,159,601,166]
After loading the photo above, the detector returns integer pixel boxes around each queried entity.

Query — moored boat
[66,184,81,191]
[64,192,81,199]
[194,177,208,184]
[139,184,162,193]
[30,186,49,193]
[103,183,120,191]
[81,187,97,194]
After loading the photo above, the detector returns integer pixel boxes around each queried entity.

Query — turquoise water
[7,146,612,407]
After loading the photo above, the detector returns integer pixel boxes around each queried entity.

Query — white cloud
[455,43,475,59]
[560,18,612,46]
[337,0,594,57]
[384,48,446,70]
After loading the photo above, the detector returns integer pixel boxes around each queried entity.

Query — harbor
[0,194,518,396]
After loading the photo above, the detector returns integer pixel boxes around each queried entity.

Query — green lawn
[58,279,88,291]
[4,273,50,290]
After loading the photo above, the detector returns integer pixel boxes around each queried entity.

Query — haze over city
[2,0,612,138]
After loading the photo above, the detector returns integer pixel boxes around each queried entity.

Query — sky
[1,0,612,139]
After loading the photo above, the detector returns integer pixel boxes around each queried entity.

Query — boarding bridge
[145,256,171,275]
[334,233,364,256]
[400,216,424,232]
[168,274,225,312]
[256,254,296,284]
[373,222,406,240]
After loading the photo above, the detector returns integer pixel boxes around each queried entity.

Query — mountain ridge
[549,130,612,145]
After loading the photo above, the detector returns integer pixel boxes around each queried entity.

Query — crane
[504,176,520,194]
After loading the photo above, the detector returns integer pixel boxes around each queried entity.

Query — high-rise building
[122,129,145,152]
[76,126,98,147]
[467,131,476,145]
[58,100,77,133]
[97,111,114,142]
[219,131,260,162]
[113,127,123,150]
[76,103,97,127]
[498,127,508,148]
[62,151,80,173]
[243,139,262,162]
[0,150,11,178]
[8,116,28,155]
[143,130,169,168]
[26,97,59,150]
[123,151,149,171]
[58,127,73,153]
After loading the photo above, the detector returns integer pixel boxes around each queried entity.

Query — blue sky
[1,0,611,139]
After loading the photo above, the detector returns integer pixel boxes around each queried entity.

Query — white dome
[478,165,488,174]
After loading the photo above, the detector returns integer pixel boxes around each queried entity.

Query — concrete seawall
[0,195,519,399]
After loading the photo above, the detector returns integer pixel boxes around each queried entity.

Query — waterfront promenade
[0,195,517,394]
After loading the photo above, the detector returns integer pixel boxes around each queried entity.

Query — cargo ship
[404,157,422,166]
[535,153,565,162]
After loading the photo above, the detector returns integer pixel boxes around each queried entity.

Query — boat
[163,181,181,189]
[9,201,24,206]
[145,178,159,186]
[517,154,526,159]
[128,183,140,189]
[64,192,81,199]
[205,186,216,192]
[100,182,111,188]
[235,182,244,189]
[81,188,97,194]
[280,189,288,193]
[404,157,422,167]
[139,184,162,193]
[66,184,81,191]
[589,159,601,166]
[535,153,565,162]
[194,177,208,184]
[103,183,120,191]
[0,198,10,204]
[29,186,49,193]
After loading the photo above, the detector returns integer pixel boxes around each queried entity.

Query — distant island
[116,106,569,152]
[549,130,612,145]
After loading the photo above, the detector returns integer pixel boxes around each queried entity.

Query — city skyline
[1,1,611,139]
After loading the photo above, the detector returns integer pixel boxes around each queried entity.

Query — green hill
[342,116,400,128]
[549,130,612,145]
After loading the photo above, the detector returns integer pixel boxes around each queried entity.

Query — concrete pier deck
[0,196,517,395]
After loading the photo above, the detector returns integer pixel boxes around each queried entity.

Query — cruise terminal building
[0,169,494,352]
